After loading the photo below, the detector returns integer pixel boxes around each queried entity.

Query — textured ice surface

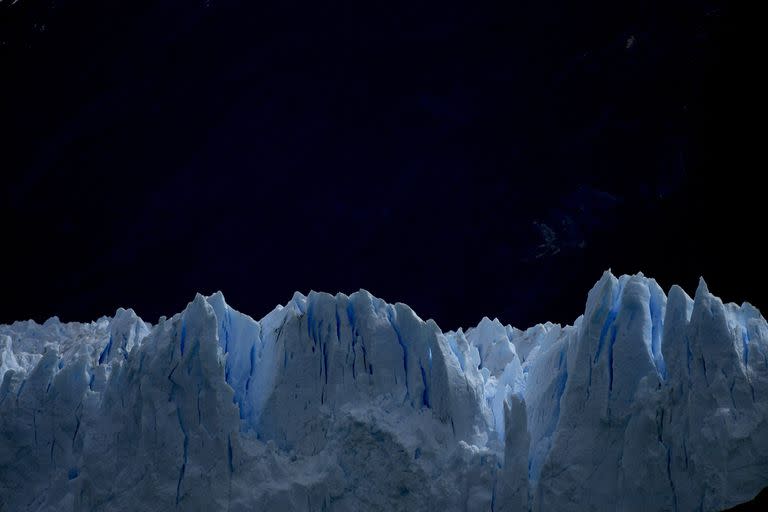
[2,271,768,511]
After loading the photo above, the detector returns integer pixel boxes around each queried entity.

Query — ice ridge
[1,271,768,511]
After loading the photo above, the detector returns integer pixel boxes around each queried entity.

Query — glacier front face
[2,272,768,512]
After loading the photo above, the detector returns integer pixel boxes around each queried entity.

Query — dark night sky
[0,0,759,333]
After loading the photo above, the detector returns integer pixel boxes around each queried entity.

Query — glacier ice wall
[1,271,768,511]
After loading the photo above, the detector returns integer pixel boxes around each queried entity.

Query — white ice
[1,271,768,511]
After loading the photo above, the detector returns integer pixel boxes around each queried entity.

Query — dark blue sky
[1,0,757,331]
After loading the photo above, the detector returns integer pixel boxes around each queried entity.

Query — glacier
[1,271,768,511]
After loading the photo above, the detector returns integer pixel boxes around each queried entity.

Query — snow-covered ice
[1,271,768,511]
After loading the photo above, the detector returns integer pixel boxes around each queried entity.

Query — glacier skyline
[1,270,767,511]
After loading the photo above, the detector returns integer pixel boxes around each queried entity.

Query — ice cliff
[2,271,768,511]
